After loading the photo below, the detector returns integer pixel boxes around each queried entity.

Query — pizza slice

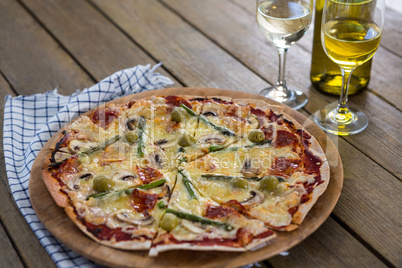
[124,95,204,167]
[149,170,275,256]
[43,103,179,249]
[177,97,259,162]
[182,107,330,231]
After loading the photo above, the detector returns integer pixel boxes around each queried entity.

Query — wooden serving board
[29,87,343,268]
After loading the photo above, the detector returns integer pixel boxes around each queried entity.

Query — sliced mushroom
[58,147,70,153]
[75,203,88,217]
[52,151,72,163]
[155,139,176,149]
[202,107,219,117]
[241,158,261,177]
[198,134,226,145]
[79,172,94,181]
[157,185,171,199]
[68,140,98,154]
[147,152,164,169]
[181,220,207,234]
[66,172,94,190]
[241,190,265,208]
[115,212,154,226]
[126,118,137,130]
[111,170,138,182]
[155,139,168,145]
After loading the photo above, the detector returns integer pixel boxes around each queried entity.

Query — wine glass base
[260,86,308,110]
[313,105,369,136]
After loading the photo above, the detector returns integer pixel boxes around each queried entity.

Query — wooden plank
[29,87,343,268]
[296,108,401,267]
[267,218,386,268]
[0,74,56,267]
[88,1,401,265]
[161,0,402,178]
[0,0,94,95]
[20,0,180,85]
[328,133,402,267]
[382,8,402,57]
[229,0,402,110]
[89,0,268,91]
[0,221,24,268]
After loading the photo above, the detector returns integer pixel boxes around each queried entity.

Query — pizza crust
[245,232,276,251]
[149,242,246,257]
[41,94,332,255]
[234,98,331,228]
[65,206,152,250]
[282,115,330,226]
[42,154,70,207]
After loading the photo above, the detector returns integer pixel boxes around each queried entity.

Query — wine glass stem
[276,48,288,92]
[335,67,355,122]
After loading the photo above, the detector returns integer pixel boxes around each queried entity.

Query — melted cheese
[52,97,324,248]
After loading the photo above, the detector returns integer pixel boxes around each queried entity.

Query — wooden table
[0,0,400,267]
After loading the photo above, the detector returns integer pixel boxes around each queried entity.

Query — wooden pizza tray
[29,87,343,268]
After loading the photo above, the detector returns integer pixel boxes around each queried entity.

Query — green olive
[248,129,265,143]
[161,213,179,232]
[171,107,186,123]
[231,177,249,189]
[259,176,279,191]
[93,175,115,193]
[79,154,90,163]
[178,133,196,147]
[124,131,138,144]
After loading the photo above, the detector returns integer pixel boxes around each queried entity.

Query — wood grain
[161,0,402,179]
[0,0,399,267]
[330,135,402,266]
[20,0,180,86]
[267,217,387,268]
[0,0,93,95]
[382,8,402,57]
[89,1,402,265]
[90,0,269,91]
[227,0,402,110]
[0,222,24,268]
[30,87,343,268]
[0,74,56,267]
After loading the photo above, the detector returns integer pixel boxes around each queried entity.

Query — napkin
[3,64,173,268]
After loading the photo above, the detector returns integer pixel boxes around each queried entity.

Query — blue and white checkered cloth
[3,64,173,267]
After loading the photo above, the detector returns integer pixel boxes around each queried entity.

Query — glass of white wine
[256,0,313,110]
[314,0,384,135]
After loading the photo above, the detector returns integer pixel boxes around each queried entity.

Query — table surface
[0,1,400,268]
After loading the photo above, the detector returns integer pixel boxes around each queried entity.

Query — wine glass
[314,0,384,135]
[256,0,313,110]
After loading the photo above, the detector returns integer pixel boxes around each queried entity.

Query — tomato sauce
[52,155,80,180]
[90,106,120,129]
[205,205,236,219]
[136,166,163,184]
[165,95,192,109]
[273,130,298,148]
[131,189,158,213]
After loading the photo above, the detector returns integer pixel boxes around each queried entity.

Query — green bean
[201,174,261,181]
[178,170,197,200]
[87,179,166,200]
[199,115,236,136]
[48,135,121,168]
[180,104,236,137]
[208,145,225,152]
[165,208,234,231]
[137,116,146,157]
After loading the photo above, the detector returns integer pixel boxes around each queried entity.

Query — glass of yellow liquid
[256,0,313,110]
[314,0,384,135]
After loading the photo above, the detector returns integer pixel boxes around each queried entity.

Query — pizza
[42,95,329,256]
